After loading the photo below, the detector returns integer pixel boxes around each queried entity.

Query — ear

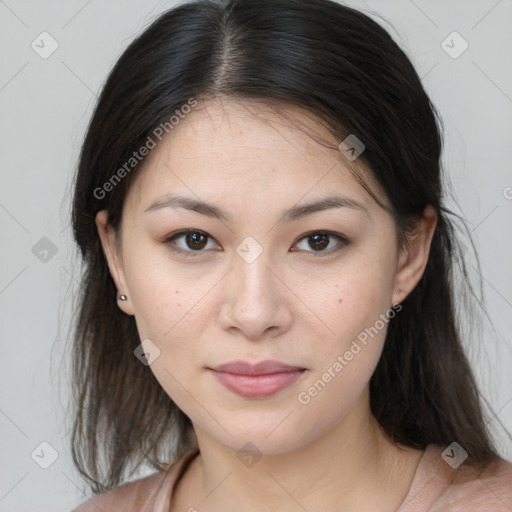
[392,206,437,306]
[95,210,135,316]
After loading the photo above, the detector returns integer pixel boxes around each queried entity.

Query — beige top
[70,444,512,511]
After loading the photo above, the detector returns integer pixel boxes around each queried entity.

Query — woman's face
[97,98,432,455]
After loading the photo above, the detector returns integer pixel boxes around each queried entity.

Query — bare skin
[96,97,437,511]
[170,401,424,512]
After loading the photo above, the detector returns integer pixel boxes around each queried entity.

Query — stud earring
[117,294,128,301]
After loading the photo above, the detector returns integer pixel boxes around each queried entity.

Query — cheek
[297,295,389,418]
[126,268,211,421]
[301,265,394,392]
[315,293,388,384]
[122,244,209,338]
[320,266,393,341]
[122,245,217,369]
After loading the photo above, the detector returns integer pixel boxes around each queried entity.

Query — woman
[69,0,512,510]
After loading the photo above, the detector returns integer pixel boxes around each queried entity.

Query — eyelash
[162,229,351,258]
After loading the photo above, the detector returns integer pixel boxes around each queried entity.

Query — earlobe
[392,206,438,305]
[95,210,134,316]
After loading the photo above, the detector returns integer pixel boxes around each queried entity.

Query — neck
[181,390,423,512]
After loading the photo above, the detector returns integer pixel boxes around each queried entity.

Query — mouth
[207,360,307,399]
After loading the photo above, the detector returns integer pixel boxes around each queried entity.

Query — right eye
[163,229,220,257]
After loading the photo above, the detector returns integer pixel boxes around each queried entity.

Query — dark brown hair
[68,0,503,494]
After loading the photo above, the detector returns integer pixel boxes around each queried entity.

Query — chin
[200,417,311,456]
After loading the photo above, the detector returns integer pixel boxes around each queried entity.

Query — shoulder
[404,444,512,511]
[430,454,512,511]
[69,471,167,512]
[69,448,199,512]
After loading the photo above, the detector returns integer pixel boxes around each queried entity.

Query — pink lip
[208,360,307,399]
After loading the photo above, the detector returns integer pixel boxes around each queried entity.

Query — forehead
[125,97,382,213]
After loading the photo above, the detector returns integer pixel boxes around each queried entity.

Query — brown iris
[308,234,329,251]
[186,231,208,250]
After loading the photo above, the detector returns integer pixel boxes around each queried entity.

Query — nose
[219,251,293,342]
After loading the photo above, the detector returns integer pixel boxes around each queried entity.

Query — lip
[210,360,305,375]
[208,360,307,399]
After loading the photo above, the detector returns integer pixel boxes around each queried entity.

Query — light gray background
[0,0,511,510]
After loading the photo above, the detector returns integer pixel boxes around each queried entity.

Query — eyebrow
[144,193,369,222]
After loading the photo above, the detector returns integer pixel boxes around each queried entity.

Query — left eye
[293,231,350,255]
[163,229,350,257]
